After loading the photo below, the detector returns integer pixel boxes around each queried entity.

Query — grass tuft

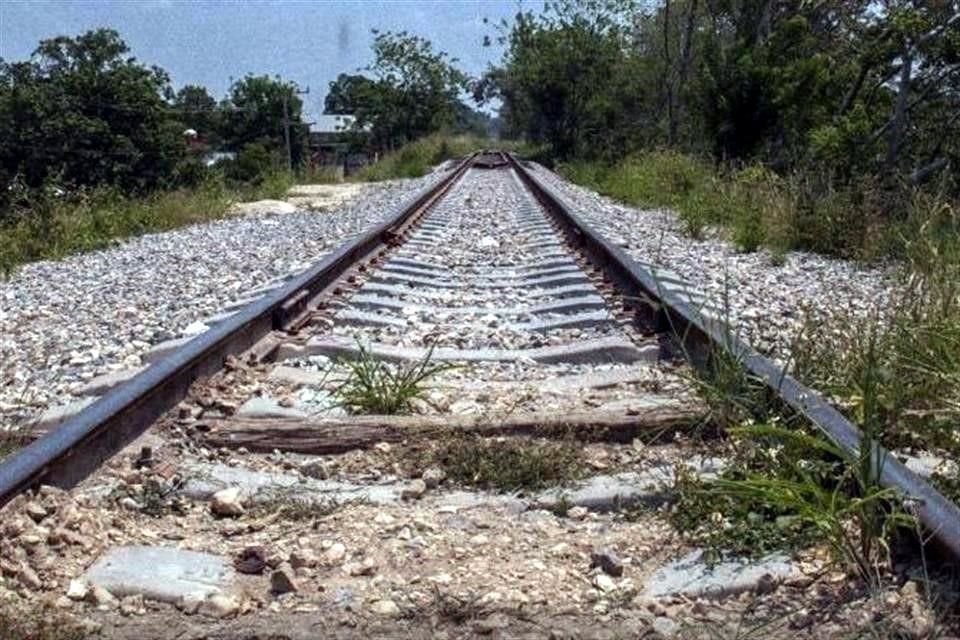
[428,435,583,493]
[249,489,365,521]
[334,343,452,415]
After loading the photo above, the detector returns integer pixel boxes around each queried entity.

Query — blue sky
[0,0,530,118]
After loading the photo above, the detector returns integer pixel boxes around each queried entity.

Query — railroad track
[1,151,958,636]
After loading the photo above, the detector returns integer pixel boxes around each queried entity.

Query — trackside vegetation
[0,28,492,274]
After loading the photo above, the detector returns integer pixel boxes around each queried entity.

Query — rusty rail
[508,153,960,560]
[0,154,476,507]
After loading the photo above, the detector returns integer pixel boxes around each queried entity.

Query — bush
[171,157,211,188]
[224,142,276,184]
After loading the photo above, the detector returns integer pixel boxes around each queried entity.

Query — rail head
[0,153,477,507]
[507,153,960,560]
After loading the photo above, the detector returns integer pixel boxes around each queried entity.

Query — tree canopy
[483,0,960,188]
[325,30,473,151]
[0,28,183,202]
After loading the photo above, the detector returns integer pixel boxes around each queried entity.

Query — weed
[789,233,960,458]
[334,342,452,415]
[248,488,365,522]
[428,588,490,625]
[548,493,575,517]
[0,599,91,640]
[671,422,913,584]
[663,273,776,429]
[429,434,583,492]
[110,477,186,517]
[297,164,344,185]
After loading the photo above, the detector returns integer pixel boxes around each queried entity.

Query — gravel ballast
[0,176,432,427]
[1,161,898,429]
[531,164,897,357]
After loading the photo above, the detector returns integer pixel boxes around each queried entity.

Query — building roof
[310,114,357,134]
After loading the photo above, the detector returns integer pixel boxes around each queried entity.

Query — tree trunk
[885,51,913,171]
[671,0,700,144]
[663,0,676,145]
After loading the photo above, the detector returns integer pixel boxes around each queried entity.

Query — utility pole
[283,86,310,173]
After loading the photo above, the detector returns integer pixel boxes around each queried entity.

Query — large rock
[84,546,236,603]
[642,549,797,599]
[181,462,402,506]
[534,457,724,513]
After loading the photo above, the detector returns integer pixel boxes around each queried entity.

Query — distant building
[310,114,357,136]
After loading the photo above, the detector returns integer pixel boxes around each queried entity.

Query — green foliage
[672,423,913,584]
[561,151,959,260]
[482,4,663,159]
[334,343,453,415]
[0,169,300,275]
[324,73,380,115]
[429,435,583,492]
[342,30,471,151]
[490,2,960,199]
[172,84,220,144]
[224,142,275,184]
[561,152,793,251]
[0,28,184,210]
[220,74,307,165]
[790,199,960,457]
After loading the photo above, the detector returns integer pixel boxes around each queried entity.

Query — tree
[219,74,307,167]
[323,73,379,114]
[359,30,469,150]
[172,84,220,144]
[0,28,184,204]
[482,5,654,158]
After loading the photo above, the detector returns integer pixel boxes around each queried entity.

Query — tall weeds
[560,152,958,263]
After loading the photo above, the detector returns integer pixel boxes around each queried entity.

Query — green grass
[668,274,931,582]
[333,343,452,415]
[0,169,301,276]
[559,151,958,262]
[356,133,535,181]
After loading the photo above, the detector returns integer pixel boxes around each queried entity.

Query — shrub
[225,142,276,184]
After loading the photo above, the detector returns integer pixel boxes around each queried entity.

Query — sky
[0,0,530,118]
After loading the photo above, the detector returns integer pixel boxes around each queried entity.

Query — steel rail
[508,154,960,559]
[0,154,477,507]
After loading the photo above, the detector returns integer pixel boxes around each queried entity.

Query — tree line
[0,27,482,215]
[478,0,959,193]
